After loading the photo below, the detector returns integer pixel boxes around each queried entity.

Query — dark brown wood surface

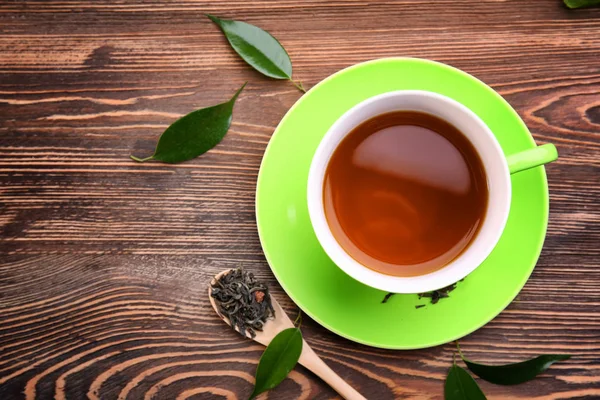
[1,1,599,399]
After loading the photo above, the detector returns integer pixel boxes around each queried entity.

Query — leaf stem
[293,310,302,328]
[456,341,466,360]
[130,154,154,163]
[290,79,306,93]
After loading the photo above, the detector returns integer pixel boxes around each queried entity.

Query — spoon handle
[299,341,367,400]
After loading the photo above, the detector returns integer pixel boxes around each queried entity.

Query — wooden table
[1,1,599,399]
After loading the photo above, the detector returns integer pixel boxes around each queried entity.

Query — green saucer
[255,58,549,349]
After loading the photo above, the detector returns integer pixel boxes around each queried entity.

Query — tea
[323,111,488,277]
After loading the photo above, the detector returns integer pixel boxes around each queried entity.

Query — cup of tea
[307,90,557,293]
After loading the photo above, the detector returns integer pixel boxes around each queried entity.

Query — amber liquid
[323,111,488,277]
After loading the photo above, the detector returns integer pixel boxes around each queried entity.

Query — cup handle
[506,143,558,175]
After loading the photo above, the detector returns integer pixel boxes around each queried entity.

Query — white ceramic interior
[307,90,511,293]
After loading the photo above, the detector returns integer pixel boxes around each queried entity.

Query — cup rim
[306,90,511,293]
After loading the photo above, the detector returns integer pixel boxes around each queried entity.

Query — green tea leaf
[207,14,291,79]
[445,365,487,400]
[250,327,303,399]
[207,14,305,92]
[564,0,600,9]
[130,83,245,163]
[462,354,571,385]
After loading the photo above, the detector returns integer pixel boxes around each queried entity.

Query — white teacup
[307,90,557,293]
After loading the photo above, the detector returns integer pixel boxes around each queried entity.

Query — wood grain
[1,0,599,399]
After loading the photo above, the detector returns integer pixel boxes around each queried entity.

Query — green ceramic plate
[255,58,549,349]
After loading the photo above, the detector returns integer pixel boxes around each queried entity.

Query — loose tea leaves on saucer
[381,292,395,304]
[211,268,275,338]
[382,281,461,305]
[419,283,459,305]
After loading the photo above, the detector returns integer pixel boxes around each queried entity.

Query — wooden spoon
[209,269,367,400]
